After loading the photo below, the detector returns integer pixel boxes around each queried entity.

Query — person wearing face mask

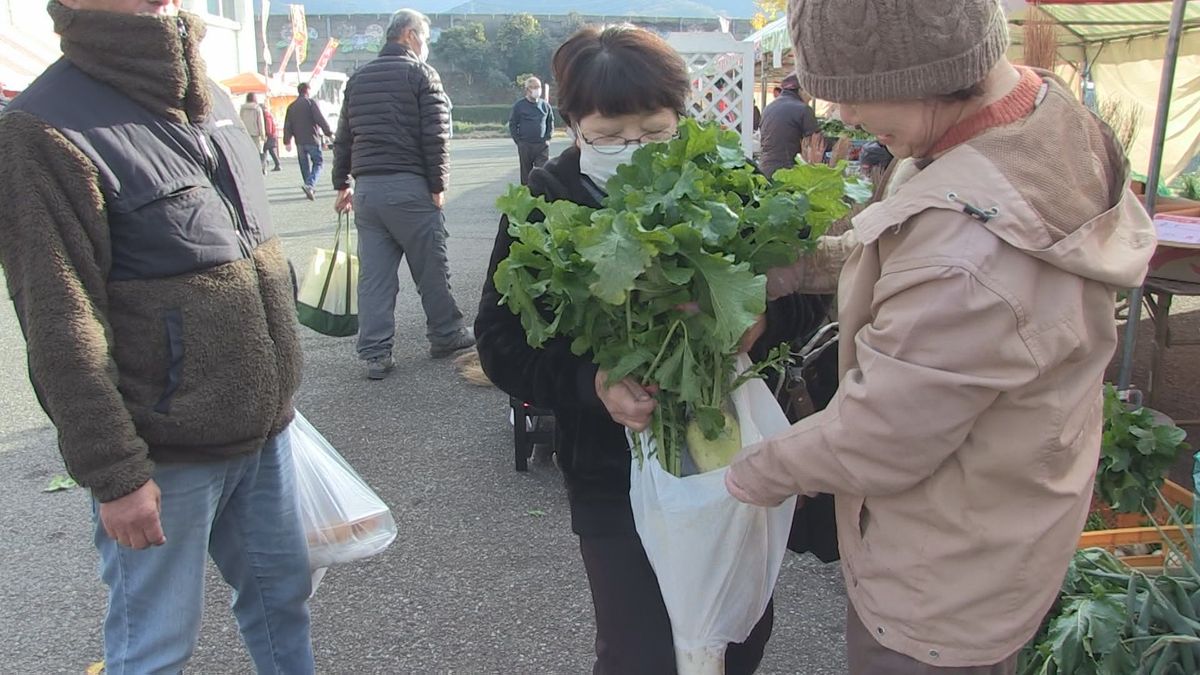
[508,76,555,185]
[726,0,1157,673]
[475,26,831,675]
[332,8,473,380]
[0,1,314,672]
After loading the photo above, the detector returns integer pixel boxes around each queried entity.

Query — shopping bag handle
[344,213,355,312]
[316,214,353,311]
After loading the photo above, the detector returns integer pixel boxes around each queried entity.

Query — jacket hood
[48,0,211,124]
[854,74,1156,289]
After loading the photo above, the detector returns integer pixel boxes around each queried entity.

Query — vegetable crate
[1078,479,1196,569]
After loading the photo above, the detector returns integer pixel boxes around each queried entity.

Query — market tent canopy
[1009,1,1200,53]
[747,2,1200,64]
[745,16,788,64]
[1010,1,1200,183]
[1082,37,1200,183]
[221,72,272,96]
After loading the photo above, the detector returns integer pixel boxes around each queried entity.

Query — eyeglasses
[576,128,679,155]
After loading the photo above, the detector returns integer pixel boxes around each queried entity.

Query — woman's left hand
[725,465,782,506]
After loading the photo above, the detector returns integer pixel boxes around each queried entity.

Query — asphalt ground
[0,139,848,675]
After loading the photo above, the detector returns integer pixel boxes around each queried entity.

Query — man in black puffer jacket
[332,8,473,380]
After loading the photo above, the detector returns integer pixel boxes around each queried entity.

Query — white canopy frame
[667,31,758,157]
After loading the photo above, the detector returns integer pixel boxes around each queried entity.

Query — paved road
[0,139,847,674]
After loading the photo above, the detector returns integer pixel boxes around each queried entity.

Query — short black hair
[246,93,257,103]
[552,26,690,126]
[297,82,310,96]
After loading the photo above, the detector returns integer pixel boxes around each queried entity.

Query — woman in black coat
[475,26,832,675]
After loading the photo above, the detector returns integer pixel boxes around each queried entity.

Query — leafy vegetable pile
[1019,542,1200,674]
[1098,385,1190,514]
[819,118,874,142]
[1023,387,1195,675]
[494,119,864,475]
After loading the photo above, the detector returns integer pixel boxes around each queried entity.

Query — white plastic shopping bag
[290,411,397,573]
[629,356,796,675]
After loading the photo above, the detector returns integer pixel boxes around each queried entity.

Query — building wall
[0,0,59,91]
[0,0,53,34]
[0,0,257,84]
[184,0,259,80]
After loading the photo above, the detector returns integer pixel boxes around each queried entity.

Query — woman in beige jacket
[725,1,1158,673]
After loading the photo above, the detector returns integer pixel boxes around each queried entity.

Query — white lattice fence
[667,32,757,156]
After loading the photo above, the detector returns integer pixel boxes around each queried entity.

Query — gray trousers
[517,141,549,185]
[847,603,1018,675]
[353,173,464,360]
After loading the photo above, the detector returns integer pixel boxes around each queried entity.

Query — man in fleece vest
[0,1,314,672]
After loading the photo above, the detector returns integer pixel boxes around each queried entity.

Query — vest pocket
[154,309,185,414]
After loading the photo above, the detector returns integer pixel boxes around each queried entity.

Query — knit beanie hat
[788,0,1010,103]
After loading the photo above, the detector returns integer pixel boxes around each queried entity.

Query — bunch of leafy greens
[1098,385,1190,514]
[819,118,874,142]
[494,119,864,475]
[1019,495,1200,674]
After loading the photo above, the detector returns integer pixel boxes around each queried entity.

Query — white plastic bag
[629,356,796,675]
[290,411,397,571]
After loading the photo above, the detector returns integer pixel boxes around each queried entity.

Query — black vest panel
[8,59,274,282]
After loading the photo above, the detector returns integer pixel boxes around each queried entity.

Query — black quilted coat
[332,42,450,193]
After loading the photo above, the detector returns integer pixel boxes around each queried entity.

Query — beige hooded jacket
[727,75,1157,666]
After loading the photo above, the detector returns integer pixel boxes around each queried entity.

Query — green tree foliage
[561,11,586,37]
[751,0,786,29]
[496,14,549,82]
[433,22,492,86]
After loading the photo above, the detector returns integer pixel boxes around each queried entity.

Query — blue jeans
[297,144,323,189]
[93,430,314,675]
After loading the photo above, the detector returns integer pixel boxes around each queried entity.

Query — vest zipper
[197,130,253,259]
[178,15,251,260]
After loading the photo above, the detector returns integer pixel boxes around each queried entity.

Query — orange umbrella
[221,72,270,95]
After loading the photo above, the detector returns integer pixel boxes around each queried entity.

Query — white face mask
[417,39,430,62]
[578,141,641,190]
